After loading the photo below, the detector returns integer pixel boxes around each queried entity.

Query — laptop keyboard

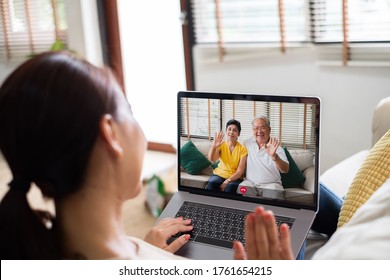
[173,201,295,249]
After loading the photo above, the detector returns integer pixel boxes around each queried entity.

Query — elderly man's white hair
[252,115,270,128]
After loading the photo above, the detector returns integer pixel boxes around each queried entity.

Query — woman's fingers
[244,213,258,259]
[144,217,192,250]
[262,210,280,259]
[233,241,247,260]
[253,207,269,259]
[164,220,193,237]
[161,218,193,253]
[164,234,190,253]
[214,131,225,146]
[244,207,294,260]
[157,217,192,236]
[156,217,190,229]
[279,224,294,260]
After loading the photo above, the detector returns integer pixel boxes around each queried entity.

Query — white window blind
[0,0,68,61]
[180,97,317,152]
[221,100,267,142]
[192,0,307,44]
[190,0,390,64]
[192,0,390,44]
[311,0,390,65]
[180,98,221,140]
[311,0,390,43]
[267,102,317,151]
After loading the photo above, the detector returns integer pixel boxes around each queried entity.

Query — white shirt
[244,137,288,185]
[125,237,186,259]
[312,177,390,259]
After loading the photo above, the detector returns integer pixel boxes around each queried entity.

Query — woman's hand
[212,131,225,149]
[144,217,193,253]
[233,207,294,260]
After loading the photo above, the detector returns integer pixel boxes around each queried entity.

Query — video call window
[179,97,319,207]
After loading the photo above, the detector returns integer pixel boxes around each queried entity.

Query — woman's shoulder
[237,141,248,151]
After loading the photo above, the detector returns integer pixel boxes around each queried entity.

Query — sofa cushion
[283,187,314,203]
[338,130,390,227]
[320,150,369,198]
[287,149,314,171]
[200,165,214,176]
[192,140,212,156]
[180,140,211,175]
[281,147,306,188]
[372,96,390,146]
[302,166,315,193]
[180,172,210,189]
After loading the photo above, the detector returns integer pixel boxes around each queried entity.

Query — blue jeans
[298,182,343,259]
[296,243,306,260]
[206,175,242,194]
[312,182,343,236]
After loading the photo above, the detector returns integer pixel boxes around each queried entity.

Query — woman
[206,119,247,194]
[0,52,192,259]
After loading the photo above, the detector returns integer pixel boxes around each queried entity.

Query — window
[192,0,307,44]
[311,0,390,43]
[188,0,390,64]
[180,97,317,152]
[311,0,390,65]
[0,0,68,61]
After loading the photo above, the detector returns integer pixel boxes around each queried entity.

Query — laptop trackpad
[174,239,233,260]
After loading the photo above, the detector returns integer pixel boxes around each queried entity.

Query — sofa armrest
[372,96,390,146]
[302,166,315,193]
[320,150,369,197]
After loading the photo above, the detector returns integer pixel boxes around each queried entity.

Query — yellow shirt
[214,141,248,179]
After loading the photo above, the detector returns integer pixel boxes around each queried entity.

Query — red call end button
[239,186,247,194]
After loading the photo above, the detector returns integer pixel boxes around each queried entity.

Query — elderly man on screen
[237,116,289,199]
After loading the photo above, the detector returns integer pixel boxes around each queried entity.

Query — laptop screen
[178,91,320,211]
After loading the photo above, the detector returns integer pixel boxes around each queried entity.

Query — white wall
[64,0,103,66]
[117,0,186,147]
[193,47,390,173]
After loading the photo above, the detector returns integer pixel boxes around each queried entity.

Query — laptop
[157,91,321,259]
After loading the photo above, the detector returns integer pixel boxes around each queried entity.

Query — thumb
[164,234,190,253]
[233,241,247,260]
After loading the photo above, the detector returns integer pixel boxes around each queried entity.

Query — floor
[142,150,177,192]
[126,150,177,238]
[0,150,177,239]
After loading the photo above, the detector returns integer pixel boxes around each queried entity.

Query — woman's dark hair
[0,51,123,259]
[226,119,241,133]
